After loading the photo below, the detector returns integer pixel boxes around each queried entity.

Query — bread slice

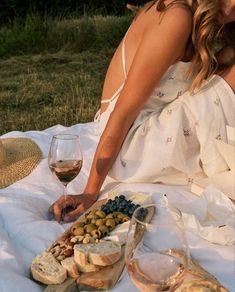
[74,241,121,267]
[77,246,125,291]
[31,252,67,285]
[76,262,102,273]
[60,257,79,279]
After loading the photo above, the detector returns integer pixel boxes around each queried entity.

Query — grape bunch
[101,194,147,219]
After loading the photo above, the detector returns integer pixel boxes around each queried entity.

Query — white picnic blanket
[0,122,234,292]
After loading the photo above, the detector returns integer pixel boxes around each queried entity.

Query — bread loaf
[60,257,79,279]
[74,241,121,267]
[31,252,67,285]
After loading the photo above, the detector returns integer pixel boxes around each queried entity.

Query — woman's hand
[49,193,98,222]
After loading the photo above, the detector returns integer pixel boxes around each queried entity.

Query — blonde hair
[147,0,232,92]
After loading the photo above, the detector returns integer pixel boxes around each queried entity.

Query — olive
[71,226,85,236]
[91,209,99,214]
[112,211,122,217]
[77,215,86,223]
[117,213,125,219]
[91,229,102,239]
[115,217,122,224]
[91,218,97,225]
[106,218,116,231]
[106,213,114,219]
[98,225,109,236]
[95,210,106,219]
[84,224,97,233]
[122,216,130,223]
[95,219,106,227]
[75,222,85,228]
[86,213,99,220]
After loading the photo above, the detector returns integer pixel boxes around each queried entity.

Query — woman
[50,0,235,222]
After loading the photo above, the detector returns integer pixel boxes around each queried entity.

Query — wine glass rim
[52,134,79,140]
[132,203,182,226]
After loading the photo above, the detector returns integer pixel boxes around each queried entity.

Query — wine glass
[48,134,83,219]
[125,203,188,291]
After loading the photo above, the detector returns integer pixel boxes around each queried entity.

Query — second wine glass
[48,134,83,216]
[125,203,189,292]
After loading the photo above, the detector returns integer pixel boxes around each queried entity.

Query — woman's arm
[50,6,193,222]
[85,7,193,192]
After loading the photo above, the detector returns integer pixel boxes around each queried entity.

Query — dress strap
[101,84,124,104]
[100,26,131,105]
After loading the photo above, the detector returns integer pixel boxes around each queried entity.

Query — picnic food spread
[30,193,229,291]
[30,194,147,289]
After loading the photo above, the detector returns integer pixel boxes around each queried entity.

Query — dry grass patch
[0,50,113,134]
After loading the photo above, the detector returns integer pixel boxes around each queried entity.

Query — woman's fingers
[63,204,85,222]
[53,202,63,222]
[49,195,79,222]
[48,194,98,222]
[62,194,98,222]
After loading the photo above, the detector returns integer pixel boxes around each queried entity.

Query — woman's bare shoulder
[136,1,192,36]
[158,4,192,25]
[135,1,192,19]
[141,4,193,48]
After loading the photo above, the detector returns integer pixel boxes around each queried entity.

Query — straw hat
[0,137,42,188]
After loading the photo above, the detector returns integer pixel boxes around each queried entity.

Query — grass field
[0,15,132,134]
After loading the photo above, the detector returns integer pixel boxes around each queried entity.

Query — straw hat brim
[0,138,42,188]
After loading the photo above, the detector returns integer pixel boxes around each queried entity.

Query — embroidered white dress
[95,37,235,185]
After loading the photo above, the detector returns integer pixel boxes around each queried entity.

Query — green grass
[0,14,132,134]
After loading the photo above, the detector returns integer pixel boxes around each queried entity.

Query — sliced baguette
[74,241,121,267]
[60,257,80,279]
[77,245,125,291]
[76,262,102,273]
[31,252,67,285]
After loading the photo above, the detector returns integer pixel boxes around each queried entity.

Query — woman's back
[100,1,193,114]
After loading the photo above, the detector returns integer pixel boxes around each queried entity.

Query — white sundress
[95,33,235,185]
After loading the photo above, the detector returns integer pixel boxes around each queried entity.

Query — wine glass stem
[61,184,68,221]
[63,184,67,200]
